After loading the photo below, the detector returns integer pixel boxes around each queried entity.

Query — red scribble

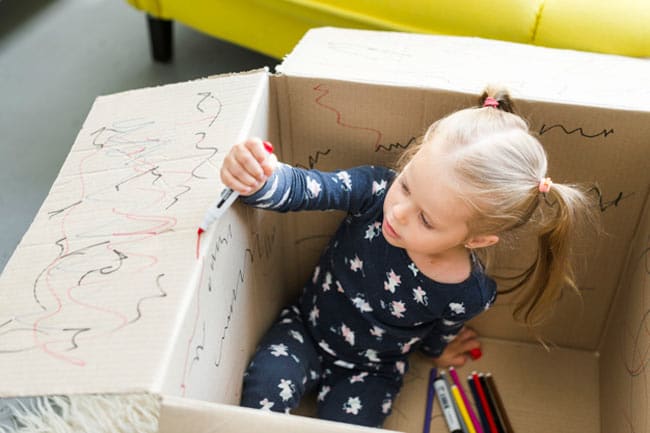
[313,84,383,151]
[196,228,204,260]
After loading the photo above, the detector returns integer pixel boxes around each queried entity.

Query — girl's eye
[420,213,433,229]
[400,180,410,194]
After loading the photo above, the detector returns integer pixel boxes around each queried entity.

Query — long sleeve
[419,274,497,357]
[240,163,394,216]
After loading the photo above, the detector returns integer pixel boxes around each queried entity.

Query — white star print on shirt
[289,330,304,343]
[306,176,322,198]
[372,179,387,195]
[343,397,363,415]
[408,262,419,276]
[390,300,407,318]
[337,171,352,191]
[319,340,337,356]
[309,306,320,326]
[318,385,331,401]
[382,397,393,414]
[269,343,289,357]
[322,272,333,291]
[363,348,380,362]
[350,372,368,383]
[384,269,401,293]
[364,221,381,241]
[349,255,364,273]
[341,323,356,346]
[259,398,275,411]
[370,325,385,339]
[449,302,466,315]
[413,286,428,305]
[352,295,373,312]
[442,334,458,343]
[278,379,295,401]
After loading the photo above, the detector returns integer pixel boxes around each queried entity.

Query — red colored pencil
[472,372,499,433]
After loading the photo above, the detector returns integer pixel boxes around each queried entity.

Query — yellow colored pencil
[451,384,476,433]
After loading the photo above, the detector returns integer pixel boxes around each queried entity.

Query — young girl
[220,88,595,427]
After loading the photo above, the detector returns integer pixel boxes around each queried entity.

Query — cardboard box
[0,28,649,433]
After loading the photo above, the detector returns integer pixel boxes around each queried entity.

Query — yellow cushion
[536,0,650,57]
[126,0,650,58]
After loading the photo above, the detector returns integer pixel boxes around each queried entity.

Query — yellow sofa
[127,0,649,61]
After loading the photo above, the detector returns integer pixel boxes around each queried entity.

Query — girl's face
[382,145,473,260]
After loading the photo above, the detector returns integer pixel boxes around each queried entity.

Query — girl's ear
[464,234,499,249]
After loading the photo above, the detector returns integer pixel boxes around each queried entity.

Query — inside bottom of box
[294,338,599,433]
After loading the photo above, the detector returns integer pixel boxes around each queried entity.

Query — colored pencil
[479,374,504,433]
[434,374,463,433]
[449,366,483,433]
[451,384,476,433]
[442,371,468,433]
[472,372,499,433]
[423,368,437,433]
[485,373,514,433]
[468,376,489,432]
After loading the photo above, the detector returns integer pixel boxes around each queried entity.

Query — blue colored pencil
[423,368,437,433]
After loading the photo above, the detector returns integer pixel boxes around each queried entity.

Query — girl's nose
[393,202,409,223]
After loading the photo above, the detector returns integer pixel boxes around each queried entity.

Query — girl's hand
[431,326,481,368]
[220,138,278,196]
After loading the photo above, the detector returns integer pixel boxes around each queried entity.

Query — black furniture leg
[146,14,173,62]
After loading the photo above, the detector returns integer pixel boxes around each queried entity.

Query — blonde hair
[398,87,599,329]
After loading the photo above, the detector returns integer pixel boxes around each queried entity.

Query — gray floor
[0,0,276,272]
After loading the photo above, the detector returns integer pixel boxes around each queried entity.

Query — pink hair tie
[483,97,499,108]
[539,177,553,193]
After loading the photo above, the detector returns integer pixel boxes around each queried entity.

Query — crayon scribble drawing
[0,88,225,367]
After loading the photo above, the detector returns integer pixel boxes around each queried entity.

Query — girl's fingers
[220,169,253,195]
[245,138,273,164]
[261,153,278,176]
[233,145,266,182]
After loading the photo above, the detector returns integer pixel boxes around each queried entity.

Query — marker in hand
[197,140,274,237]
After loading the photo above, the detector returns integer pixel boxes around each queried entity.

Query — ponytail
[507,183,599,328]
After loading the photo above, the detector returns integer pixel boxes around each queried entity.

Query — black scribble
[215,249,254,367]
[539,123,614,138]
[196,92,223,127]
[253,226,277,261]
[191,132,219,180]
[62,328,90,351]
[296,149,332,169]
[55,237,67,257]
[194,324,206,362]
[48,201,83,219]
[209,224,235,271]
[32,240,110,310]
[59,240,110,259]
[114,166,160,191]
[625,308,650,377]
[77,249,128,286]
[150,167,163,184]
[129,273,168,324]
[0,319,11,329]
[166,185,191,210]
[375,136,417,153]
[89,120,156,148]
[587,186,634,212]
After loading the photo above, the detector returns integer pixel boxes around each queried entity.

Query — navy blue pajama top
[241,163,496,373]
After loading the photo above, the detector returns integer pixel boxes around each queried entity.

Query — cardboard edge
[158,394,403,433]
